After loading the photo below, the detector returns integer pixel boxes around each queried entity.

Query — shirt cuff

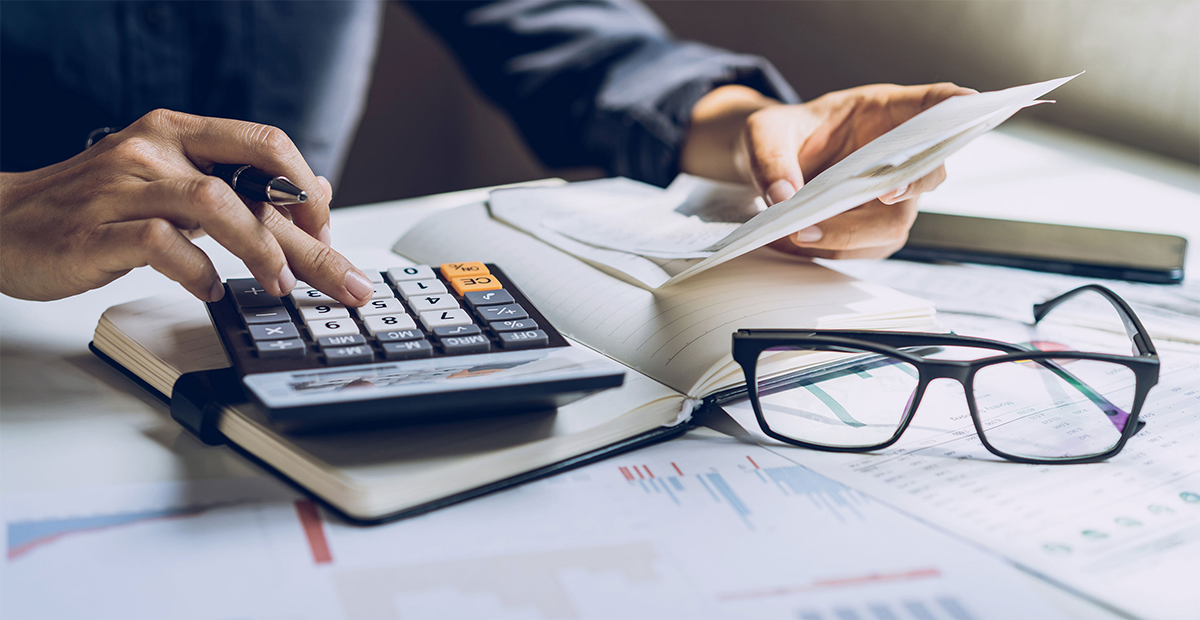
[611,46,800,187]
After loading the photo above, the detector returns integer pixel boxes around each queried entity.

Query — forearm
[679,85,777,184]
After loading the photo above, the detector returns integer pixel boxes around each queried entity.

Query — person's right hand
[0,109,377,306]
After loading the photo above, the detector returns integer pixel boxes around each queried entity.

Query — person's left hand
[680,82,976,259]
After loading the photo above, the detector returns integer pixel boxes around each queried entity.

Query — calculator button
[300,304,350,321]
[490,318,538,332]
[381,340,434,360]
[362,270,386,283]
[478,303,528,322]
[387,265,436,284]
[464,289,514,308]
[420,309,472,330]
[317,334,367,348]
[324,345,375,366]
[291,288,336,305]
[256,338,306,358]
[410,295,459,313]
[229,279,282,308]
[248,322,300,341]
[449,274,502,296]
[355,298,405,318]
[441,334,491,355]
[370,283,395,300]
[397,279,448,300]
[241,306,291,325]
[363,314,417,335]
[498,329,549,349]
[375,329,424,343]
[307,318,361,339]
[433,324,482,338]
[440,262,489,279]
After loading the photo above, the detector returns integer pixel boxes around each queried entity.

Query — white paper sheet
[2,430,1066,619]
[491,74,1080,289]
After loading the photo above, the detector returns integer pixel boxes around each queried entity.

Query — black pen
[211,163,308,205]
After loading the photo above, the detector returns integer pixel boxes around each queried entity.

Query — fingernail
[795,226,823,243]
[277,264,297,295]
[208,280,225,302]
[885,184,908,203]
[318,224,332,246]
[766,180,796,206]
[345,270,374,301]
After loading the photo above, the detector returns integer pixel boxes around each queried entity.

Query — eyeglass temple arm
[1032,285,1157,357]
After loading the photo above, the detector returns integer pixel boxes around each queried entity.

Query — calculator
[207,262,625,430]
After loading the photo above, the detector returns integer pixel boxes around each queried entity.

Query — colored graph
[796,596,978,620]
[7,499,332,565]
[617,452,867,528]
[7,505,212,560]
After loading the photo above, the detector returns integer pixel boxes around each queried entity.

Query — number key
[363,313,417,336]
[307,318,361,339]
[387,265,435,284]
[355,297,405,318]
[410,295,459,313]
[300,304,350,321]
[397,279,448,300]
[291,288,335,305]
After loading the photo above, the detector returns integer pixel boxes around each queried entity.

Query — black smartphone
[892,212,1188,284]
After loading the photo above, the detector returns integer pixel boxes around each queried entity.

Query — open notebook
[93,200,936,522]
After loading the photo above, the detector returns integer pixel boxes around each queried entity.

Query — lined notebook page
[395,203,934,396]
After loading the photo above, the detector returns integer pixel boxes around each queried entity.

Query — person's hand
[0,109,377,305]
[680,83,976,259]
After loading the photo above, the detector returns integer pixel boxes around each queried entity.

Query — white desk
[1,122,1196,618]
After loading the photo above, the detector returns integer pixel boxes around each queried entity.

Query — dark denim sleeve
[405,0,798,187]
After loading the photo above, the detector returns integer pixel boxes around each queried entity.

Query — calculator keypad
[222,263,559,368]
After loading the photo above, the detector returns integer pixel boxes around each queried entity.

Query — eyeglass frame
[731,285,1161,465]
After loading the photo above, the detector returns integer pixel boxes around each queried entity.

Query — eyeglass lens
[755,346,1138,460]
[971,357,1136,460]
[756,347,919,449]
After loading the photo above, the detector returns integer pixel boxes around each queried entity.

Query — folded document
[492,74,1081,288]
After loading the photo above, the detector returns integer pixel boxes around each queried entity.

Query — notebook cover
[89,341,695,525]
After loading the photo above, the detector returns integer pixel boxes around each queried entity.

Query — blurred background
[334,0,1199,208]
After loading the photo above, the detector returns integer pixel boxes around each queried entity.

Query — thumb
[743,115,805,206]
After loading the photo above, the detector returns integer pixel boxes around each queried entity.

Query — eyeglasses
[732,285,1160,464]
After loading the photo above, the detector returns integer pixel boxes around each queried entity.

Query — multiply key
[248,322,300,341]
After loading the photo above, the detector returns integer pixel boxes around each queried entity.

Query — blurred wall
[334,0,1199,208]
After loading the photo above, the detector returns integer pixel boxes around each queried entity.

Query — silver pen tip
[297,191,308,203]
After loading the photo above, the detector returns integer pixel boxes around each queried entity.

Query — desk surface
[1,122,1197,618]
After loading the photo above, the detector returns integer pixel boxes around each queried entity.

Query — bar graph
[616,450,868,529]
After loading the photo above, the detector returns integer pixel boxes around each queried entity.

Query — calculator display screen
[243,346,623,409]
